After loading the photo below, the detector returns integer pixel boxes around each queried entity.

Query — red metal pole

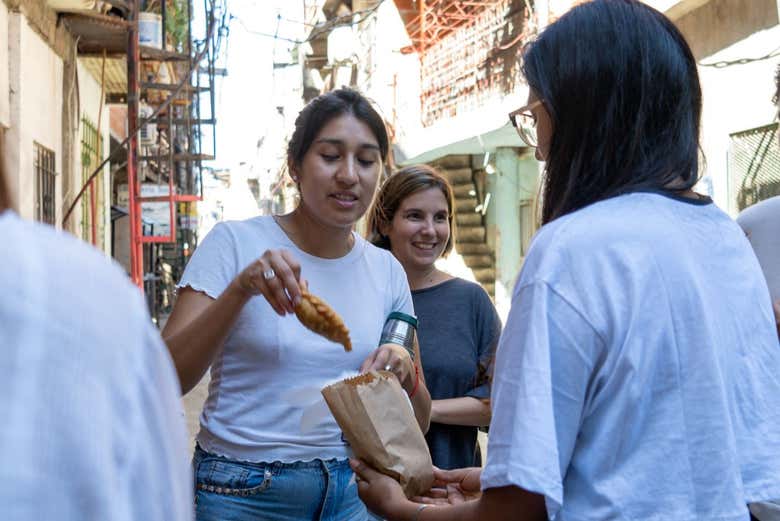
[127,0,143,288]
[168,148,176,244]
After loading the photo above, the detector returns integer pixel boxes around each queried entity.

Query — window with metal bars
[80,116,104,246]
[727,122,780,214]
[34,143,56,225]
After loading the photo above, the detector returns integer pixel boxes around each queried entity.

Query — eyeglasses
[508,100,543,148]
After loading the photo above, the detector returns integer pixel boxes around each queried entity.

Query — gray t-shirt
[413,278,501,470]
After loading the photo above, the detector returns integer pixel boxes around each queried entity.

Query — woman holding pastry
[367,165,501,470]
[163,87,431,521]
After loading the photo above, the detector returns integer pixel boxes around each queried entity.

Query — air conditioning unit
[139,104,156,145]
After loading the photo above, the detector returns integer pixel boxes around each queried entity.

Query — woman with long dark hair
[352,1,780,520]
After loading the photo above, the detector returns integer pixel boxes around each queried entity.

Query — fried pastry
[294,290,352,351]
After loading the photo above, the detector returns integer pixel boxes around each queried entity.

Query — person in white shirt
[351,2,780,520]
[0,159,192,520]
[162,88,431,521]
[738,195,780,339]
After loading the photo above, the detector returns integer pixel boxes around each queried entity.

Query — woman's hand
[233,248,304,316]
[773,299,780,339]
[360,343,416,392]
[415,467,483,506]
[350,459,410,519]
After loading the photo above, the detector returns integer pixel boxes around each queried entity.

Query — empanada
[294,290,352,351]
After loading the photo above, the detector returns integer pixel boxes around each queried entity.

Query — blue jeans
[192,445,371,521]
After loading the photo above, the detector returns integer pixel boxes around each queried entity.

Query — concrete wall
[696,25,780,213]
[675,0,778,60]
[0,1,9,128]
[664,0,780,213]
[486,149,539,320]
[7,12,63,222]
[355,0,420,150]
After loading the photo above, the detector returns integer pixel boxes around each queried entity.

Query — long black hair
[523,0,702,225]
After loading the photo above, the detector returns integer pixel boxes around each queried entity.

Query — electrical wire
[699,45,780,68]
[230,0,385,44]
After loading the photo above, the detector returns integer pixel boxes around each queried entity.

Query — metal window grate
[727,122,780,213]
[418,0,531,127]
[34,143,56,225]
[80,116,104,245]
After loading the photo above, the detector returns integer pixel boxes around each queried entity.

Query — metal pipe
[161,0,167,50]
[127,0,143,287]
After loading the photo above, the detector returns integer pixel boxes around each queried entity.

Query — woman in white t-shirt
[351,2,780,520]
[163,88,431,521]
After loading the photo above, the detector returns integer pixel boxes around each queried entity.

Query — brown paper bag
[321,371,434,498]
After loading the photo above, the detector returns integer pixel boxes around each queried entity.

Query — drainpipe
[127,0,143,287]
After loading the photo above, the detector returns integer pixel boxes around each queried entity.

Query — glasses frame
[508,99,544,148]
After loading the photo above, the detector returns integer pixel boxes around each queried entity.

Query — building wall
[486,149,539,319]
[7,12,63,222]
[667,0,780,213]
[696,26,780,213]
[675,0,778,60]
[354,0,420,149]
[0,1,9,128]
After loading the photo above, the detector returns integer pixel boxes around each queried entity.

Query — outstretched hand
[349,459,408,519]
[413,466,483,506]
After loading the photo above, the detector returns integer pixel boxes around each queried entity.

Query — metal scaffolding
[59,0,225,318]
[394,0,534,126]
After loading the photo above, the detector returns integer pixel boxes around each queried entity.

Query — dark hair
[523,0,702,225]
[366,164,455,257]
[287,87,389,171]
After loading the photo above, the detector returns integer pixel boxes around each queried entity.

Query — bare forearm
[391,490,545,521]
[409,338,431,432]
[411,382,432,433]
[390,499,509,521]
[431,397,491,427]
[163,281,250,393]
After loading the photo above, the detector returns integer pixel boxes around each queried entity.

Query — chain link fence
[727,122,780,213]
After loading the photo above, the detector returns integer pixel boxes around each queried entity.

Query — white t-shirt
[737,195,780,301]
[481,193,780,521]
[178,215,414,463]
[0,211,192,521]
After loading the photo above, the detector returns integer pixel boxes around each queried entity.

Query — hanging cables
[230,0,385,44]
[699,45,780,68]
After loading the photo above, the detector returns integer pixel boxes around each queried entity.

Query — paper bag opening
[321,371,433,498]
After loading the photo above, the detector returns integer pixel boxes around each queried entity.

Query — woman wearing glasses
[352,1,780,520]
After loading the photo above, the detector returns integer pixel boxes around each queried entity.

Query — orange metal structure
[393,0,533,127]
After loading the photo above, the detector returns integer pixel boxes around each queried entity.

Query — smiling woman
[367,164,501,471]
[162,88,431,521]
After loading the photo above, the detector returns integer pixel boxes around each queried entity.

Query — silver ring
[263,268,276,280]
[384,364,392,372]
